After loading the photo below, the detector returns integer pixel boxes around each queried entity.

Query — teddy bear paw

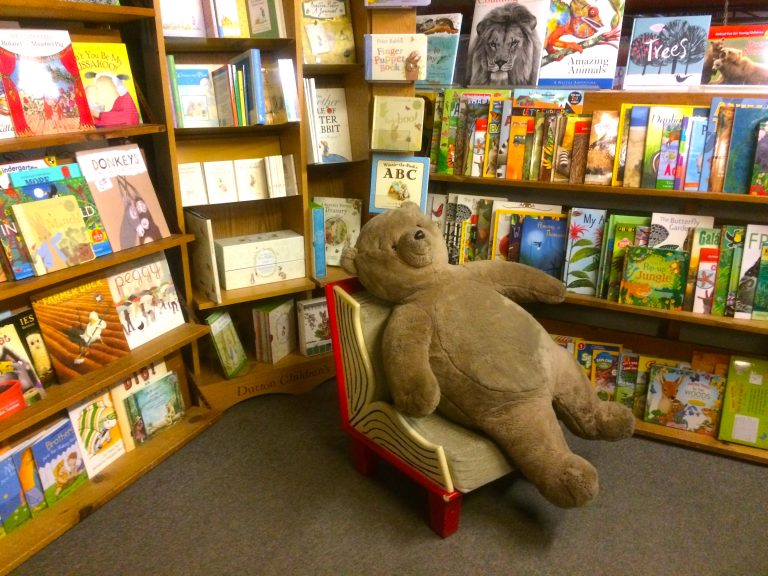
[595,401,635,440]
[538,453,598,508]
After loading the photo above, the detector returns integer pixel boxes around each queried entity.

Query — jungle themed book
[415,13,462,88]
[206,310,248,379]
[537,0,625,90]
[369,154,429,214]
[562,206,606,295]
[31,277,130,383]
[370,95,425,152]
[72,41,142,128]
[67,389,126,478]
[301,0,356,65]
[718,356,768,449]
[618,246,689,311]
[122,371,185,443]
[75,143,170,252]
[29,418,88,507]
[109,360,168,451]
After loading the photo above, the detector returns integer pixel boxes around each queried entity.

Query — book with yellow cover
[301,0,355,65]
[504,116,529,181]
[611,103,634,186]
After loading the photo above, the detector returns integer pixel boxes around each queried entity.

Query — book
[733,224,768,320]
[309,201,326,279]
[0,379,25,421]
[415,13,462,88]
[311,87,352,164]
[718,356,768,449]
[105,253,185,350]
[574,339,622,377]
[455,90,512,176]
[618,246,689,311]
[690,351,730,376]
[648,212,715,251]
[654,118,682,190]
[596,214,651,299]
[518,214,567,278]
[122,372,185,442]
[369,154,429,214]
[645,365,725,437]
[682,227,721,312]
[364,34,428,82]
[562,207,606,295]
[300,0,356,65]
[537,0,624,89]
[228,48,266,126]
[109,360,168,452]
[364,0,431,5]
[633,354,691,419]
[750,119,768,196]
[29,418,88,507]
[277,58,300,123]
[692,247,720,315]
[211,0,250,37]
[621,105,649,188]
[10,433,47,518]
[252,296,296,363]
[282,155,299,197]
[370,95,425,152]
[67,389,126,478]
[723,107,768,194]
[244,0,287,38]
[184,209,222,304]
[264,155,287,198]
[708,105,735,194]
[72,41,142,128]
[75,143,171,252]
[211,64,237,127]
[611,103,633,186]
[260,52,290,125]
[614,351,639,409]
[623,15,713,88]
[591,349,620,401]
[159,0,207,37]
[202,160,239,204]
[0,28,94,136]
[711,225,746,317]
[296,297,332,356]
[3,306,57,389]
[552,114,590,183]
[167,62,219,128]
[31,277,131,383]
[681,116,708,191]
[482,97,508,178]
[583,110,619,186]
[505,115,532,180]
[313,196,361,266]
[464,0,550,87]
[177,162,209,207]
[703,24,768,87]
[205,310,249,379]
[233,158,269,201]
[605,222,642,302]
[641,105,692,189]
[0,321,45,407]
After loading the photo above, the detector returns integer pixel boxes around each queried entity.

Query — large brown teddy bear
[341,202,635,508]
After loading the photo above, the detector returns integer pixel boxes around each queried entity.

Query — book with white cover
[178,162,209,207]
[233,157,269,201]
[203,160,239,204]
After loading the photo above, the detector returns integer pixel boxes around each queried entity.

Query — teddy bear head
[341,202,448,303]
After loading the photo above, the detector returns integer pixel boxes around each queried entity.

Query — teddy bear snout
[396,229,433,267]
[414,230,425,240]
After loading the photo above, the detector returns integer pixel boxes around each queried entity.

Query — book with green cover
[655,118,682,190]
[641,105,692,189]
[718,356,768,449]
[618,246,689,310]
[205,310,249,379]
[750,243,768,321]
[723,107,768,194]
[605,222,641,302]
[597,214,651,300]
[712,225,746,316]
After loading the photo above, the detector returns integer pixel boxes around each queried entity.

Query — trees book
[67,388,126,478]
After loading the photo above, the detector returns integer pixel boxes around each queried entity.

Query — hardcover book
[167,62,219,128]
[703,24,768,87]
[29,418,88,507]
[596,213,650,299]
[647,212,715,251]
[364,34,429,82]
[623,15,713,87]
[610,103,633,186]
[184,209,222,304]
[641,105,692,189]
[300,0,356,65]
[233,158,269,201]
[605,222,641,302]
[723,107,768,194]
[313,196,361,266]
[654,118,682,190]
[159,0,207,37]
[621,105,649,188]
[202,160,239,204]
[252,296,296,363]
[505,115,532,181]
[590,348,620,401]
[751,119,768,196]
[122,372,185,442]
[552,114,591,183]
[206,310,249,379]
[682,227,721,312]
[228,48,266,126]
[309,201,326,279]
[0,28,94,136]
[618,246,689,311]
[482,97,509,178]
[562,206,606,295]
[211,0,250,37]
[537,0,624,89]
[692,246,720,315]
[583,110,619,186]
[708,105,736,194]
[72,41,142,128]
[711,224,746,317]
[3,306,57,389]
[296,297,332,356]
[614,351,639,409]
[681,116,708,191]
[67,389,126,478]
[31,277,130,383]
[369,154,429,214]
[455,90,512,176]
[312,87,352,164]
[260,52,289,125]
[75,143,171,252]
[245,0,287,38]
[415,13,462,87]
[0,321,45,407]
[574,339,622,376]
[633,354,690,419]
[370,95,425,152]
[718,356,768,448]
[177,162,209,207]
[645,365,725,437]
[518,214,567,278]
[733,224,768,320]
[9,435,47,519]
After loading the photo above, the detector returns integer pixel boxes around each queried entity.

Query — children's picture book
[614,351,639,409]
[611,103,633,186]
[370,95,425,152]
[682,227,721,312]
[654,118,682,190]
[718,356,768,449]
[562,207,606,295]
[537,0,624,89]
[482,97,509,178]
[183,209,222,304]
[301,0,356,65]
[0,321,45,407]
[574,339,622,376]
[618,246,689,311]
[708,105,736,194]
[621,104,649,188]
[10,434,48,518]
[252,296,296,364]
[4,306,57,389]
[232,157,269,202]
[245,0,287,38]
[67,389,126,478]
[645,365,725,437]
[202,160,239,204]
[206,310,249,379]
[590,348,620,401]
[312,87,352,164]
[752,244,768,321]
[682,116,708,191]
[0,28,94,136]
[733,224,768,320]
[633,354,690,419]
[723,107,768,194]
[605,222,641,302]
[647,212,714,251]
[369,154,429,214]
[751,119,768,196]
[210,0,250,37]
[583,110,619,186]
[415,13,462,87]
[31,277,130,383]
[518,214,567,278]
[640,105,692,189]
[177,162,209,207]
[29,418,88,507]
[296,296,332,356]
[312,196,361,266]
[702,24,768,87]
[167,61,219,128]
[75,143,170,252]
[364,34,428,82]
[711,224,746,317]
[105,253,185,350]
[596,213,650,299]
[159,0,208,37]
[72,41,142,128]
[623,15,712,87]
[123,372,185,442]
[0,452,31,533]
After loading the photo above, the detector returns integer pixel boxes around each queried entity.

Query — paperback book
[0,321,45,407]
[562,207,606,295]
[723,107,768,194]
[159,0,207,37]
[703,24,768,87]
[245,0,287,38]
[518,215,567,278]
[202,160,239,204]
[183,209,222,304]
[310,86,352,164]
[583,110,619,186]
[178,162,209,207]
[313,196,361,266]
[718,356,768,448]
[206,310,249,379]
[733,224,768,320]
[233,158,269,201]
[647,212,714,251]
[167,61,220,128]
[296,297,332,356]
[29,418,88,507]
[3,306,57,389]
[252,296,296,364]
[711,224,746,317]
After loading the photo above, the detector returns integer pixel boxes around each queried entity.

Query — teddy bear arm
[464,260,565,303]
[382,305,440,417]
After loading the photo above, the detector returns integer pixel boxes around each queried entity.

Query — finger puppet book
[67,389,126,478]
[122,371,185,443]
[364,34,428,82]
[29,418,88,507]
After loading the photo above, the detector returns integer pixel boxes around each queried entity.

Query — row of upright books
[428,193,768,321]
[160,0,288,40]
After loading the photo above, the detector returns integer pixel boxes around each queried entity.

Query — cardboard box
[215,230,305,290]
[718,356,768,449]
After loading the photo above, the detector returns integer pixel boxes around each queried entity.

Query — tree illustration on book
[117,174,163,246]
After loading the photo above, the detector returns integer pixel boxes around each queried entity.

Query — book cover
[708,105,736,194]
[109,360,169,451]
[605,222,640,302]
[733,224,768,320]
[691,351,730,376]
[682,227,721,312]
[610,103,632,186]
[370,95,425,152]
[276,58,300,123]
[647,212,715,251]
[614,351,639,409]
[72,41,142,128]
[211,64,237,127]
[574,339,622,376]
[296,297,332,356]
[645,365,725,437]
[633,354,690,419]
[456,90,512,176]
[490,209,522,261]
[618,246,689,311]
[621,104,649,188]
[692,246,720,315]
[562,206,606,295]
[673,115,692,190]
[178,162,209,207]
[518,214,567,278]
[364,34,428,82]
[205,310,248,379]
[105,253,185,350]
[369,154,429,214]
[711,225,746,317]
[202,160,239,204]
[168,63,219,128]
[29,418,88,507]
[31,277,130,383]
[436,88,474,174]
[654,118,682,190]
[464,0,550,87]
[427,90,444,174]
[596,213,650,299]
[583,110,619,186]
[67,389,126,478]
[505,115,532,180]
[264,155,287,198]
[301,0,356,65]
[415,13,462,87]
[718,356,768,448]
[4,306,57,389]
[245,0,286,38]
[252,296,296,363]
[590,348,619,401]
[10,435,47,518]
[623,15,712,87]
[228,48,266,126]
[750,119,768,196]
[703,24,768,87]
[552,114,590,183]
[312,87,352,164]
[212,0,250,37]
[123,372,185,441]
[682,116,708,191]
[512,87,585,112]
[75,143,171,252]
[260,52,289,125]
[641,105,692,189]
[159,0,207,37]
[0,321,45,407]
[537,0,624,89]
[723,107,768,194]
[313,196,361,266]
[233,157,269,201]
[0,28,94,136]
[309,201,326,279]
[183,209,222,304]
[482,97,509,178]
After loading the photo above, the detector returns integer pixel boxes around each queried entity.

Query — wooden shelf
[164,36,294,53]
[303,63,364,76]
[313,266,354,288]
[0,0,154,22]
[0,234,195,303]
[174,122,299,139]
[634,420,768,466]
[193,277,317,310]
[194,351,335,410]
[0,124,166,155]
[0,323,210,443]
[0,405,220,575]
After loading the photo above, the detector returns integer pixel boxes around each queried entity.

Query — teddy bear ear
[341,247,358,275]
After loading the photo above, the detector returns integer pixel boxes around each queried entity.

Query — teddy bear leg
[481,399,598,508]
[549,346,635,441]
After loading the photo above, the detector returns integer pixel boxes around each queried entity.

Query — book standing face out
[312,196,362,266]
[369,154,429,214]
[301,0,356,65]
[206,310,249,379]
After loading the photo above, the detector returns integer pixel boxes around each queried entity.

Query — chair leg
[428,490,462,538]
[351,437,378,476]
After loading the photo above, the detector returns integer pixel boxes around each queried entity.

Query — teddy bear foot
[595,401,635,441]
[537,453,598,508]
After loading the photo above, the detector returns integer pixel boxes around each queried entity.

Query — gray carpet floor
[11,378,768,576]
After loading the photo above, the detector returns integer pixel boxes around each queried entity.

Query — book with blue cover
[723,107,768,194]
[309,201,326,279]
[0,452,30,533]
[518,214,567,278]
[229,48,266,125]
[415,13,462,88]
[29,418,88,507]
